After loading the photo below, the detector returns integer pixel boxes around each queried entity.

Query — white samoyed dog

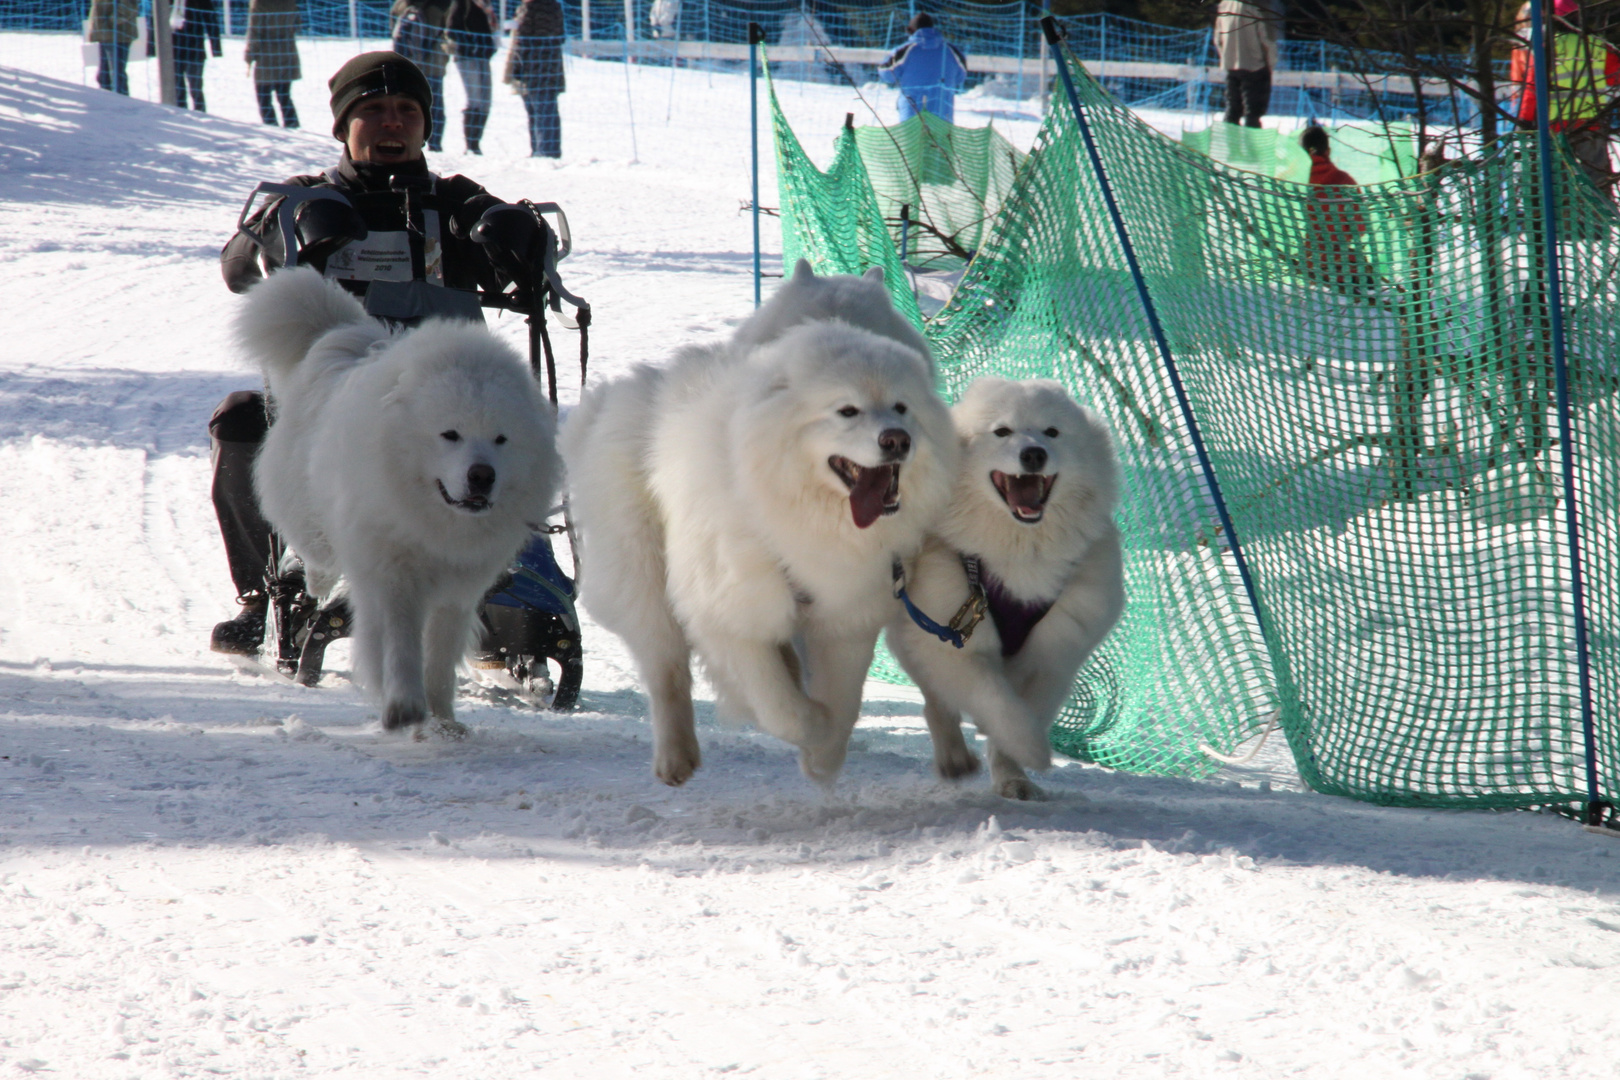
[562,261,957,785]
[237,267,560,732]
[886,377,1124,800]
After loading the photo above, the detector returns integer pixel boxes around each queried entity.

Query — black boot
[295,597,353,687]
[464,107,488,155]
[211,592,268,656]
[209,391,276,655]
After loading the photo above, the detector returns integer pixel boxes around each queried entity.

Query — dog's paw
[798,735,850,789]
[430,716,470,741]
[994,775,1046,802]
[382,699,427,732]
[934,744,981,781]
[654,741,701,787]
[979,713,1052,773]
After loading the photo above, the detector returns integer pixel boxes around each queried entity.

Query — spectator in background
[649,0,681,40]
[506,0,566,158]
[246,0,301,127]
[1214,0,1281,128]
[87,0,139,96]
[447,0,498,154]
[171,0,223,112]
[392,0,453,153]
[1511,0,1619,197]
[1299,125,1373,296]
[878,13,968,123]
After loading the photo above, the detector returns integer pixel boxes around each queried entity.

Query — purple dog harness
[976,562,1055,657]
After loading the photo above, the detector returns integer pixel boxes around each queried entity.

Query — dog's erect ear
[791,259,816,284]
[863,266,885,284]
[377,370,411,409]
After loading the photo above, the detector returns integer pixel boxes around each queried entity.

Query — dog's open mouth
[991,471,1056,524]
[829,456,901,529]
[438,480,492,514]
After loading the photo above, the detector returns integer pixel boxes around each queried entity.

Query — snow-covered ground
[2,52,1619,1080]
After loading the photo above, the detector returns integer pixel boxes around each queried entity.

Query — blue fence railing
[0,0,1503,124]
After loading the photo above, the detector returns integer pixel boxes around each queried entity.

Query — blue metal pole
[749,21,764,309]
[1528,0,1601,823]
[1038,16,1277,673]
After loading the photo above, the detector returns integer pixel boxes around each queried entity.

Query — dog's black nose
[878,428,911,461]
[1020,446,1048,473]
[466,463,496,497]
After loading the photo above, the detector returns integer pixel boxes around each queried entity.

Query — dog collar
[891,557,986,650]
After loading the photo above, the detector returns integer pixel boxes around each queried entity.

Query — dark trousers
[255,82,299,127]
[1223,67,1271,128]
[455,55,492,149]
[174,55,206,111]
[521,88,561,158]
[425,73,446,150]
[209,391,275,599]
[96,41,130,95]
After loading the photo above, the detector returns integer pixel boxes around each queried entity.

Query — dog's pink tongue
[849,466,890,529]
[1005,474,1047,513]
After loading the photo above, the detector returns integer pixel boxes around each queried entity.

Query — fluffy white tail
[234,266,370,387]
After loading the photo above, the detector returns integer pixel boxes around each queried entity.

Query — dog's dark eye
[440,430,461,442]
[1044,428,1060,438]
[494,435,507,445]
[894,402,908,415]
[993,426,1013,437]
[838,406,860,418]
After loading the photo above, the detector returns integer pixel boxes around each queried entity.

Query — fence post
[154,0,176,106]
[1017,1,1027,102]
[582,0,591,41]
[749,21,765,309]
[624,0,634,43]
[1528,0,1602,824]
[349,0,358,45]
[1037,29,1048,116]
[1039,15,1280,717]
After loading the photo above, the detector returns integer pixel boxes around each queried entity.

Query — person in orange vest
[1510,0,1619,196]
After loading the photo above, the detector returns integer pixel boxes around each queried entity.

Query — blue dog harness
[891,555,988,649]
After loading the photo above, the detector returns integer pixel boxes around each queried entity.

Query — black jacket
[222,153,507,301]
[447,0,497,61]
[172,0,223,60]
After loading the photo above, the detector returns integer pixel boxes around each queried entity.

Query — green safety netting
[1181,121,1417,186]
[852,113,1027,272]
[768,54,1620,809]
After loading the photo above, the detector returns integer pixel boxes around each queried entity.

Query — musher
[208,51,541,669]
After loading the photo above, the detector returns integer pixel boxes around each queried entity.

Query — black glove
[471,203,556,302]
[292,198,368,268]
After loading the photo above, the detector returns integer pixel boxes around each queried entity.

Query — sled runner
[232,187,590,710]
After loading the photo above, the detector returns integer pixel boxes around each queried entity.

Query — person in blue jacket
[878,13,968,123]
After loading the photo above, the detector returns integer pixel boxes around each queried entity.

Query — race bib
[323,231,414,283]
